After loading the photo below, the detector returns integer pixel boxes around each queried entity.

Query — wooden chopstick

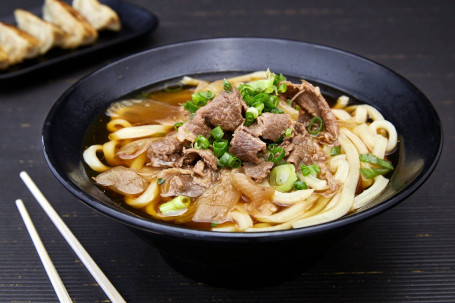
[16,199,72,303]
[19,171,126,303]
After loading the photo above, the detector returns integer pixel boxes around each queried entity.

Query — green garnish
[359,153,394,170]
[183,101,200,113]
[360,168,391,179]
[295,105,300,111]
[267,146,285,164]
[213,139,229,157]
[330,145,341,156]
[211,126,224,140]
[218,152,242,168]
[301,164,320,177]
[174,122,185,131]
[159,195,190,216]
[285,128,292,138]
[211,221,218,228]
[194,135,210,149]
[269,164,298,192]
[223,79,233,93]
[293,180,308,190]
[307,116,323,136]
[359,153,394,179]
[191,91,214,106]
[157,178,165,185]
[245,107,259,126]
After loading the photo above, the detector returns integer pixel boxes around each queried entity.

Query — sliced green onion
[254,102,264,114]
[268,146,285,164]
[301,164,320,177]
[174,122,185,131]
[211,221,218,228]
[331,145,341,156]
[269,107,284,114]
[194,135,210,149]
[295,105,300,111]
[223,79,233,93]
[307,116,323,136]
[211,126,224,140]
[157,178,165,185]
[183,101,199,113]
[218,152,241,168]
[293,180,308,190]
[360,167,391,179]
[164,82,183,92]
[277,83,287,93]
[359,153,394,170]
[264,95,280,108]
[213,139,229,157]
[269,164,298,192]
[191,91,214,106]
[245,107,259,126]
[287,99,292,105]
[285,128,292,138]
[159,195,190,216]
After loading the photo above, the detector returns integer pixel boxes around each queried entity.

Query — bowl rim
[42,37,443,242]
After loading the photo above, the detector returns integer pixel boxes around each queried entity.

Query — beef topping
[243,161,274,183]
[181,148,219,171]
[176,114,212,143]
[197,86,246,131]
[94,166,147,196]
[252,112,295,142]
[284,80,338,143]
[158,168,206,197]
[229,125,266,164]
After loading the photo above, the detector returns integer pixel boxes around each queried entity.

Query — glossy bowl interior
[42,38,442,286]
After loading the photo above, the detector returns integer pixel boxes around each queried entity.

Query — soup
[83,70,397,232]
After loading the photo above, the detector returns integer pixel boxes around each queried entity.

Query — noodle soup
[83,71,397,232]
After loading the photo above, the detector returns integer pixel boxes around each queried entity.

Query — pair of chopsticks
[17,171,126,303]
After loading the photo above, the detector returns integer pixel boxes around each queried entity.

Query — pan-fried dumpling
[73,0,121,31]
[0,22,41,65]
[43,0,98,49]
[14,9,66,54]
[0,45,10,70]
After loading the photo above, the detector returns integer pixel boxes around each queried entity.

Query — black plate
[0,0,158,80]
[42,38,443,284]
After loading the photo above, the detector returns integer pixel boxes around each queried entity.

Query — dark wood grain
[1,0,454,302]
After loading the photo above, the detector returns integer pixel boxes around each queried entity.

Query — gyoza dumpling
[0,45,10,70]
[73,0,121,31]
[14,8,66,54]
[0,22,41,65]
[43,0,98,49]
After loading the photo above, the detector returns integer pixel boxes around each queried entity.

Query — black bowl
[42,38,442,287]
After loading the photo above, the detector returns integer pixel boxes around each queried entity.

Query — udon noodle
[83,71,397,232]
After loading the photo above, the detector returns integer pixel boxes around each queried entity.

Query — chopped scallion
[211,221,218,227]
[293,180,308,190]
[223,79,233,93]
[359,153,394,170]
[213,139,229,157]
[157,178,165,185]
[211,126,224,140]
[218,152,242,168]
[268,146,285,164]
[194,135,210,149]
[331,145,341,156]
[174,122,185,131]
[360,167,391,179]
[183,101,199,113]
[307,116,323,136]
[191,91,214,106]
[269,164,298,192]
[285,128,292,137]
[159,195,191,216]
[301,164,320,177]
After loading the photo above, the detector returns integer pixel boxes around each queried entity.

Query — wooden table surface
[1,0,454,302]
